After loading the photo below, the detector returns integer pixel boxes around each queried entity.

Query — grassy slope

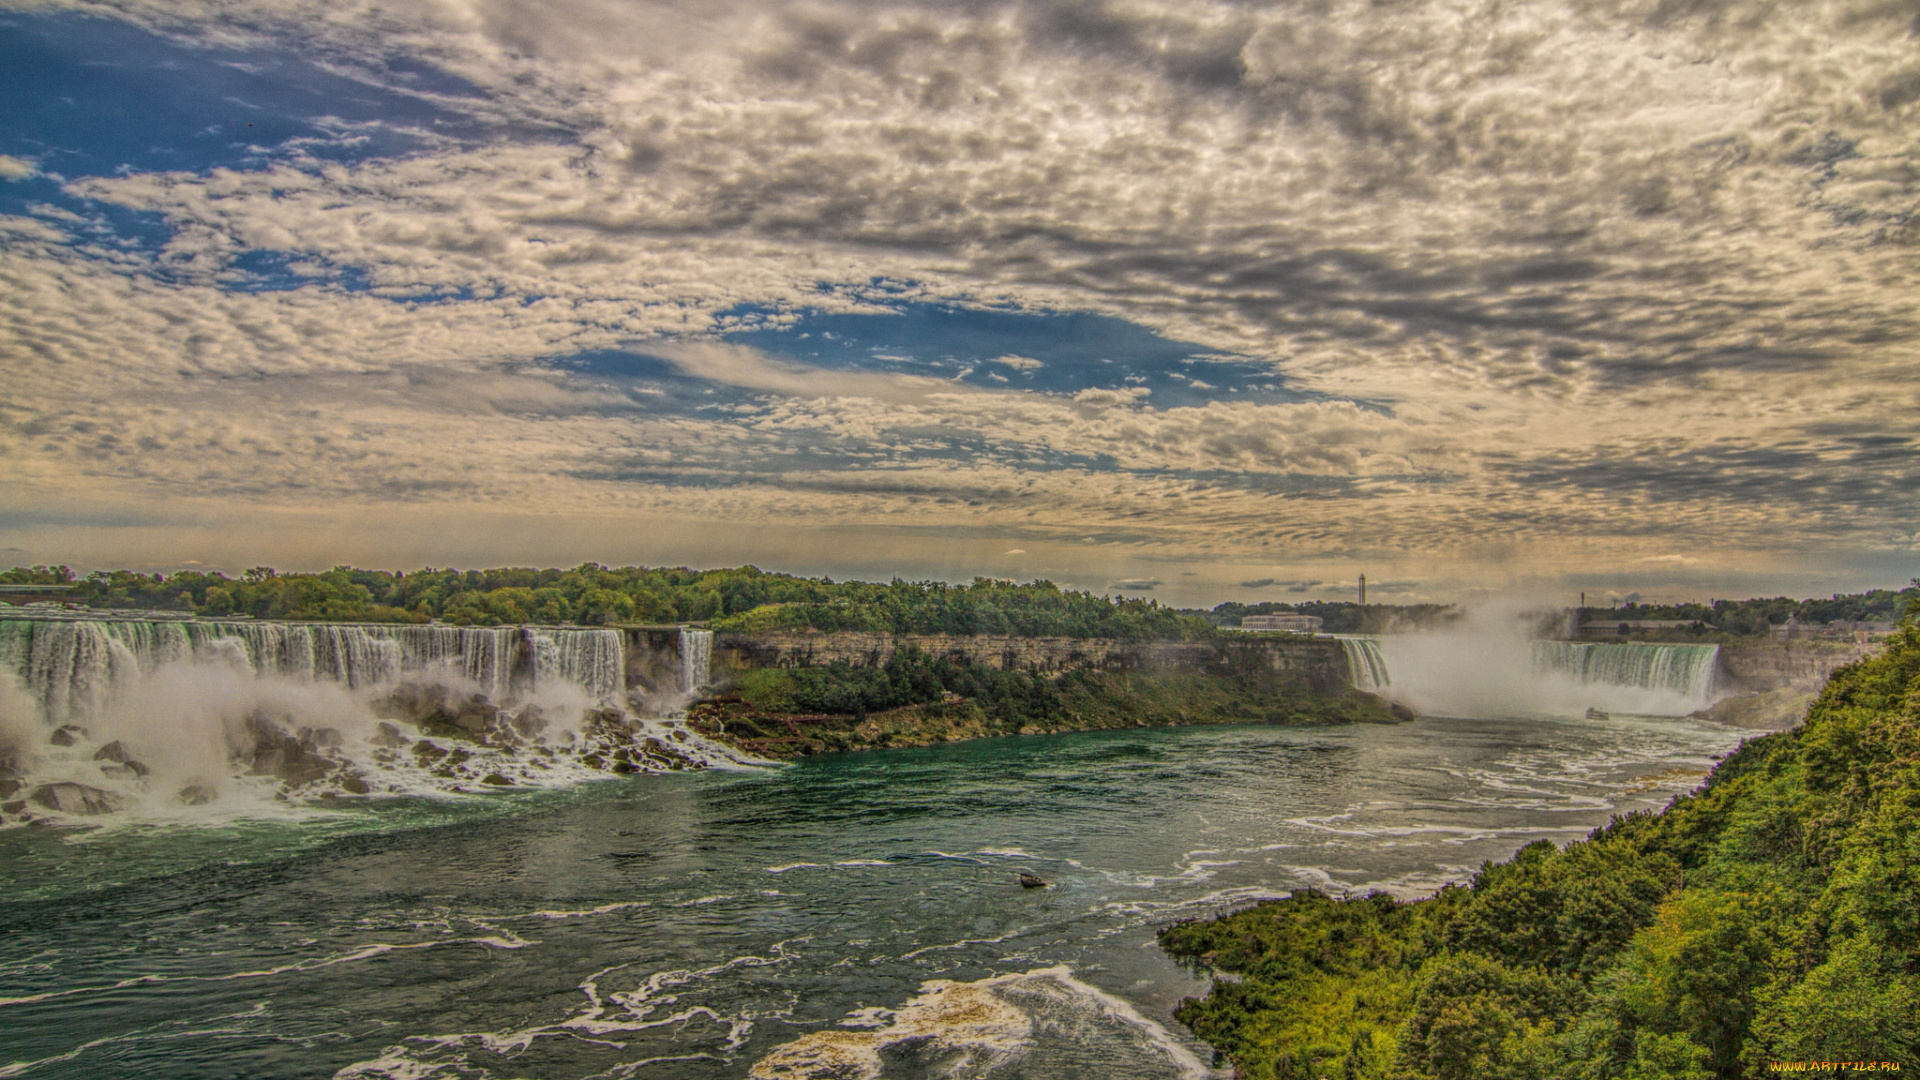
[1161,616,1920,1079]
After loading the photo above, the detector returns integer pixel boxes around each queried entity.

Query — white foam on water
[751,965,1224,1080]
[333,941,807,1078]
[0,934,528,1009]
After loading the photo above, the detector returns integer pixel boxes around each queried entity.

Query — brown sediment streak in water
[749,977,1030,1080]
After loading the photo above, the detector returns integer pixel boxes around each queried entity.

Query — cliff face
[1715,639,1879,693]
[710,631,1354,691]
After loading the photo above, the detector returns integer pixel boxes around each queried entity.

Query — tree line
[0,564,1209,639]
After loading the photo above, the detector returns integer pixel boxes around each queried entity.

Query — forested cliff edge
[1160,600,1920,1078]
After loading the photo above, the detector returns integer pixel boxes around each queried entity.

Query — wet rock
[94,741,133,763]
[30,782,121,816]
[580,753,606,770]
[509,705,549,739]
[100,760,152,779]
[412,740,448,764]
[480,772,512,786]
[177,783,219,806]
[0,777,18,801]
[379,682,452,722]
[451,695,499,734]
[299,727,344,749]
[339,773,371,795]
[50,725,86,747]
[444,748,471,768]
[371,722,411,748]
[242,716,333,786]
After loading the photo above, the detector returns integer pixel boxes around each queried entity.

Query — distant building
[1241,614,1323,632]
[1578,619,1712,637]
[1772,616,1897,642]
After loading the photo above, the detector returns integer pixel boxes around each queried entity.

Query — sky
[0,0,1916,607]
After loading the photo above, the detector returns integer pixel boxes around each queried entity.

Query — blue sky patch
[718,302,1300,408]
[0,11,493,277]
[0,12,483,180]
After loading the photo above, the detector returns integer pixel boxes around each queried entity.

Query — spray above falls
[0,613,754,827]
[1338,613,1722,718]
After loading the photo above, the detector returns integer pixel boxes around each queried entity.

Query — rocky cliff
[709,630,1353,690]
[1714,639,1879,693]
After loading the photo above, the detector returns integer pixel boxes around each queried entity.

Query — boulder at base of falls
[371,722,411,748]
[49,725,86,747]
[509,705,548,740]
[241,716,334,786]
[92,742,153,777]
[94,740,133,763]
[30,782,121,816]
[451,696,499,735]
[177,782,219,806]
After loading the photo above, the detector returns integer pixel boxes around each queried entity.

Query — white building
[1240,613,1323,632]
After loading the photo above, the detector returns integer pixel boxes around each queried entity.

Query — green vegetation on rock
[1161,601,1920,1078]
[694,645,1398,757]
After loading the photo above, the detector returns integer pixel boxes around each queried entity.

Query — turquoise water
[0,715,1745,1078]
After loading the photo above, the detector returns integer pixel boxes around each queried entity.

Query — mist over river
[0,712,1745,1079]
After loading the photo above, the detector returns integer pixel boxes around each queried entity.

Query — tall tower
[1358,573,1367,606]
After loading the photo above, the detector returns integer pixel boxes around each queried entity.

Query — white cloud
[1,0,1916,593]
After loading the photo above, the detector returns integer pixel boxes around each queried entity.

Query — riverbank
[1159,619,1920,1077]
[687,664,1406,759]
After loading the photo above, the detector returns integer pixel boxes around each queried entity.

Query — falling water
[680,627,713,696]
[528,627,625,701]
[0,612,770,825]
[2,615,633,724]
[1340,634,1721,716]
[1337,636,1391,693]
[1531,641,1718,700]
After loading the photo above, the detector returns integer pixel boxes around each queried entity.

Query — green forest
[1588,586,1919,636]
[1160,600,1920,1078]
[5,562,1915,641]
[0,563,1209,639]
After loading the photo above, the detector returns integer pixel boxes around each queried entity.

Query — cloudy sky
[1,0,1916,604]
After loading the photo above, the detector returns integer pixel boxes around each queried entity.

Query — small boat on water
[1586,707,1611,720]
[1019,872,1050,889]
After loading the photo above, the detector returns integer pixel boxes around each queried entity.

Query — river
[0,712,1745,1079]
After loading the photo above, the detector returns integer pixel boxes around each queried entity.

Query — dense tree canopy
[0,564,1210,639]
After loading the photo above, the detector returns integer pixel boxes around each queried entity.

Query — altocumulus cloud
[0,0,1916,598]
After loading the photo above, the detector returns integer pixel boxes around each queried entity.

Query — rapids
[0,711,1748,1079]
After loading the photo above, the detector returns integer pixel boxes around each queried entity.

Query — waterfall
[1531,642,1718,700]
[679,627,712,696]
[0,614,630,724]
[1338,636,1391,693]
[1334,635,1719,716]
[528,627,624,701]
